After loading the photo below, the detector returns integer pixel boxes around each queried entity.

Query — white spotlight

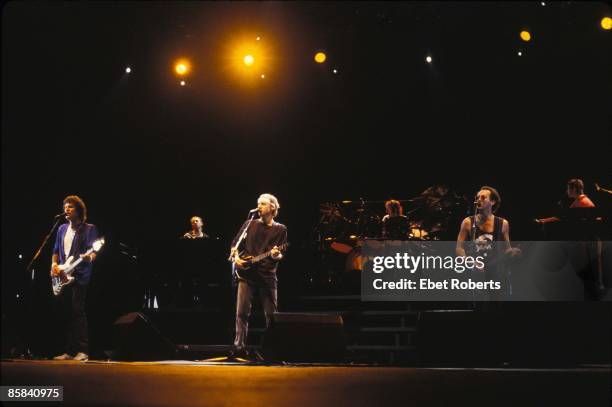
[425,56,432,63]
[256,36,261,41]
[125,67,132,74]
[332,68,338,74]
[180,80,186,86]
[260,74,266,79]
[540,1,545,6]
[517,51,523,56]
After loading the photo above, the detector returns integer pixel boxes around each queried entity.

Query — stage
[2,359,610,406]
[2,2,612,406]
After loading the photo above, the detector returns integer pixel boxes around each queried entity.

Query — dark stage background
[2,2,611,356]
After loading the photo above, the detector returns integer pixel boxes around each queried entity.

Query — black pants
[233,279,277,350]
[64,283,88,354]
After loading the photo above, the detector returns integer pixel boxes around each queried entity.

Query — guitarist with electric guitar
[229,194,288,359]
[50,195,101,362]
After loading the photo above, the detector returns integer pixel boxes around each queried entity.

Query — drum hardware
[312,189,468,282]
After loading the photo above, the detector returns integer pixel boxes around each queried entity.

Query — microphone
[473,200,481,214]
[54,212,67,219]
[249,208,259,213]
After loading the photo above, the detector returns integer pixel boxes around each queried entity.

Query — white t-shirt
[64,226,76,258]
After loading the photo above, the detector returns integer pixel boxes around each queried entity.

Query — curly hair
[567,179,584,194]
[63,195,87,222]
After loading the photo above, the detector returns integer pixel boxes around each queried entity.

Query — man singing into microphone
[456,187,520,299]
[50,195,100,361]
[230,193,287,359]
[456,186,519,257]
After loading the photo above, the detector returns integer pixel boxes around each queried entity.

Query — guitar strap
[493,216,504,241]
[258,223,278,258]
[67,224,87,274]
[248,221,285,261]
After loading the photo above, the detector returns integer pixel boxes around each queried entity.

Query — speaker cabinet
[112,312,177,361]
[262,312,345,363]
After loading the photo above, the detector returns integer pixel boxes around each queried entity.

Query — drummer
[382,199,411,240]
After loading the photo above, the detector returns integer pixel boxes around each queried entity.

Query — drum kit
[313,186,469,276]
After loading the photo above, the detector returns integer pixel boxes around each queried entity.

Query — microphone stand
[219,210,257,361]
[470,201,478,308]
[16,215,64,358]
[228,210,258,262]
[25,216,64,279]
[470,201,478,242]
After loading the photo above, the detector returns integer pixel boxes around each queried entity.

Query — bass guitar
[52,237,105,296]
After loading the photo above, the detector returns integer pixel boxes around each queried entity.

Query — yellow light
[602,17,612,30]
[224,33,275,86]
[520,30,531,42]
[243,55,254,66]
[314,52,327,63]
[173,59,191,76]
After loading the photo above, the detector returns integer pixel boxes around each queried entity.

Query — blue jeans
[233,279,277,350]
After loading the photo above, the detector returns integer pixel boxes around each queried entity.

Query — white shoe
[73,352,88,361]
[53,353,73,360]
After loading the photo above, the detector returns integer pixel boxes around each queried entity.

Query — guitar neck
[63,247,94,274]
[251,243,288,264]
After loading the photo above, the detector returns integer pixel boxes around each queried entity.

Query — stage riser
[133,301,610,366]
[417,305,611,366]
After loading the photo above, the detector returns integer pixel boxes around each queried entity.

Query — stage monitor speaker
[262,312,345,363]
[112,312,177,361]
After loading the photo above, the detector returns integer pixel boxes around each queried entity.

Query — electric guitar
[51,237,105,296]
[231,242,289,281]
[465,241,525,273]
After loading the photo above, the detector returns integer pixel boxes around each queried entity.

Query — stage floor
[2,359,610,407]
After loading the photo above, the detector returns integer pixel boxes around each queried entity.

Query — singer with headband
[229,193,287,360]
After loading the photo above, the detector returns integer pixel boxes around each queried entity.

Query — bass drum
[345,246,364,272]
[330,239,356,254]
[344,239,384,272]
